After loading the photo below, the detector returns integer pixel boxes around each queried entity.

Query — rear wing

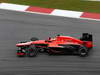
[80,33,93,42]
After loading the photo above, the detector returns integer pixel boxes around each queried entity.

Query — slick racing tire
[39,48,45,53]
[78,46,88,57]
[27,47,39,57]
[30,37,39,41]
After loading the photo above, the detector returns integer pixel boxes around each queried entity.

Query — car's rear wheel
[78,46,88,57]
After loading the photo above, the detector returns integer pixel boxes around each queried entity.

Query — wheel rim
[79,46,87,56]
[80,49,86,55]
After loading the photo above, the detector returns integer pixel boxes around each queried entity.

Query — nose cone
[16,41,32,47]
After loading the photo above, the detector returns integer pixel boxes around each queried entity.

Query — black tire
[39,48,45,53]
[27,47,39,57]
[30,37,39,41]
[78,46,88,57]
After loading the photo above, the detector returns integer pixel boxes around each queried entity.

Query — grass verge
[0,0,100,13]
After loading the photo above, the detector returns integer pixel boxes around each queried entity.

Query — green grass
[1,0,100,13]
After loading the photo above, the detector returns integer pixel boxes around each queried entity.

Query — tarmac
[0,9,100,75]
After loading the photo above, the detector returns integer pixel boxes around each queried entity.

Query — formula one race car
[16,33,93,57]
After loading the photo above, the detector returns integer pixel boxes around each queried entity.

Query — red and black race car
[16,33,93,57]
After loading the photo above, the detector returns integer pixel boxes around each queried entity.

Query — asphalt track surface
[0,9,100,75]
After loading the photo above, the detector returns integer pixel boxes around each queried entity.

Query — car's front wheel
[27,47,39,57]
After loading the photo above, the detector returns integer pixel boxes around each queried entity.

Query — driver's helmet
[57,34,60,36]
